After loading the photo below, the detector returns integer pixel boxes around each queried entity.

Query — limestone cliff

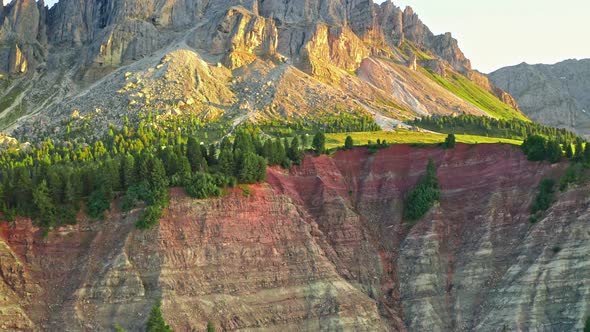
[1,144,588,331]
[0,0,525,139]
[490,59,590,138]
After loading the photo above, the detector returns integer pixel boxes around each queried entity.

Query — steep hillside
[0,0,525,141]
[2,144,589,331]
[490,59,590,137]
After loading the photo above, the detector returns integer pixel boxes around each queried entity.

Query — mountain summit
[0,0,524,140]
[490,59,590,138]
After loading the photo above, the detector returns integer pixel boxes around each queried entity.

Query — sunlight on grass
[325,129,522,150]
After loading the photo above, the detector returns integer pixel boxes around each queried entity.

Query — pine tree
[146,301,174,332]
[121,154,136,189]
[444,134,456,149]
[147,157,169,207]
[288,136,302,164]
[403,159,440,221]
[546,140,562,163]
[218,149,235,176]
[238,152,261,184]
[312,132,326,155]
[300,134,308,150]
[207,144,218,166]
[33,180,56,231]
[344,136,354,150]
[187,137,203,172]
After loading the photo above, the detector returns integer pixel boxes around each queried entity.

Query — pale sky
[381,0,590,73]
[6,0,589,73]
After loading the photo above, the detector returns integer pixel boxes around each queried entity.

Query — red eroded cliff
[2,144,589,331]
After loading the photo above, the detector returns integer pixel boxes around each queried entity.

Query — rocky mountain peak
[0,0,525,140]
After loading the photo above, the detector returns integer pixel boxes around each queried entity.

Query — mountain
[0,0,525,141]
[490,59,590,138]
[2,144,588,331]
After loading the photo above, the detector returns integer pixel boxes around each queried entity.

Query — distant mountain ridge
[490,59,590,138]
[0,0,525,141]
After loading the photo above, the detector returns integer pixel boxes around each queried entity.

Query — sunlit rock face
[2,0,524,152]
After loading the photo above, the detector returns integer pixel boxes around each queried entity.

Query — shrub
[521,135,562,163]
[87,190,110,219]
[403,159,441,221]
[522,135,548,161]
[135,205,163,230]
[114,324,127,332]
[443,133,456,149]
[344,135,354,150]
[184,173,222,199]
[312,132,326,155]
[530,179,555,217]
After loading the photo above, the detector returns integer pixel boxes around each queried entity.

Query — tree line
[521,134,590,164]
[0,117,328,233]
[412,115,581,143]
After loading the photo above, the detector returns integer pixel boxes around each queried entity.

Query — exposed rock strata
[2,144,588,331]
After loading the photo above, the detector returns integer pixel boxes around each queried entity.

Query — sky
[379,0,590,73]
[6,0,589,73]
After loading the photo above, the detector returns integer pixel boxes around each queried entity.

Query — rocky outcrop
[203,6,278,69]
[2,144,588,331]
[490,59,590,137]
[2,0,525,139]
[466,70,521,111]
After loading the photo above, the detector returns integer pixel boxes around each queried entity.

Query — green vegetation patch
[325,129,521,150]
[412,115,580,143]
[529,178,556,223]
[421,68,528,121]
[403,159,441,221]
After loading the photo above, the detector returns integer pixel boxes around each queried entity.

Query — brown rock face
[2,144,588,331]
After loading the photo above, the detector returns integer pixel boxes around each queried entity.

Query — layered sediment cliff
[2,144,588,331]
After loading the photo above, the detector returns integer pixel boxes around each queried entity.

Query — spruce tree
[146,301,174,332]
[187,137,203,172]
[289,137,302,164]
[444,134,456,149]
[312,132,326,155]
[344,136,354,150]
[33,180,56,230]
[546,140,562,163]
